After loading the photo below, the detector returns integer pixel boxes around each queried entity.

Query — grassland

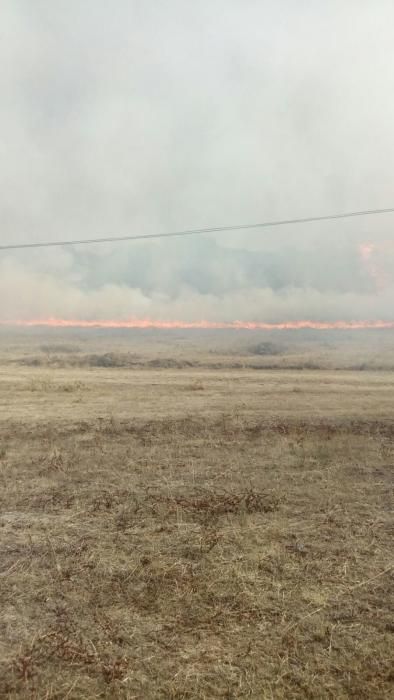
[0,329,393,698]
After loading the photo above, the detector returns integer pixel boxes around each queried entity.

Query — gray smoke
[1,0,394,322]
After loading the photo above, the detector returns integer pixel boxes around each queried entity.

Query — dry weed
[0,349,393,698]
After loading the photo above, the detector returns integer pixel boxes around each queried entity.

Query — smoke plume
[1,1,393,323]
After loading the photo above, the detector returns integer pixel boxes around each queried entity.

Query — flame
[359,241,392,291]
[1,317,394,330]
[359,242,376,261]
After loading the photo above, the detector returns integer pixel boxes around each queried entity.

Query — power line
[1,206,394,251]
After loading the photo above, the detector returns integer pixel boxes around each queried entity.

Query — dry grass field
[0,329,393,698]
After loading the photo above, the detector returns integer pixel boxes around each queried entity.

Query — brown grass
[0,330,393,698]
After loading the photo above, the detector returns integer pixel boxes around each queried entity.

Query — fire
[359,242,376,261]
[2,318,394,330]
[359,241,392,291]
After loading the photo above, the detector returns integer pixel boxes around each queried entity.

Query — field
[0,329,393,699]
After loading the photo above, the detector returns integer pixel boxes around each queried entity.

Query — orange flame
[1,318,394,330]
[359,241,392,291]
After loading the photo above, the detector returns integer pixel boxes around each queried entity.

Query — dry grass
[0,330,393,698]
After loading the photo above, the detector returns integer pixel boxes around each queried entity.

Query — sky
[1,0,394,323]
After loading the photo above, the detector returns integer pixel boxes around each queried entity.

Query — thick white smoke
[0,1,393,322]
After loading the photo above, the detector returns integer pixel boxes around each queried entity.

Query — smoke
[1,0,394,323]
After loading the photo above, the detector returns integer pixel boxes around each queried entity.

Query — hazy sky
[1,0,394,322]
